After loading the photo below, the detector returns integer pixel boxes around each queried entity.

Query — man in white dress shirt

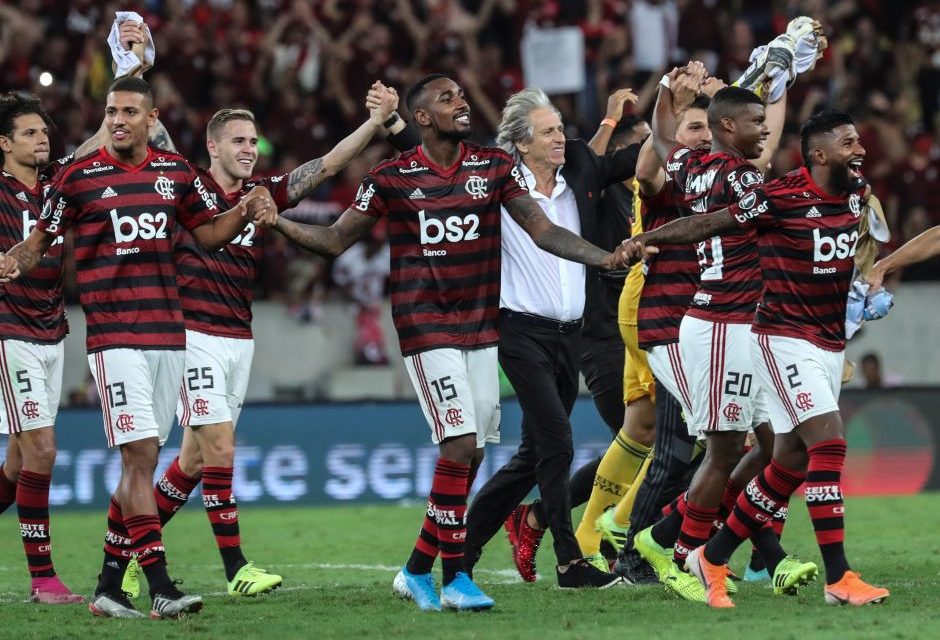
[463,88,639,588]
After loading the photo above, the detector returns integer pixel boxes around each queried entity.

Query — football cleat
[685,547,734,609]
[824,571,889,606]
[662,563,706,602]
[585,553,609,572]
[632,526,673,580]
[89,590,146,618]
[595,508,629,555]
[613,555,660,586]
[504,503,544,582]
[29,576,85,605]
[556,559,624,589]
[150,585,203,619]
[440,572,494,611]
[393,567,441,611]
[121,556,141,599]
[772,555,819,595]
[227,562,283,597]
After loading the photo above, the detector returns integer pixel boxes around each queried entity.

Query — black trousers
[465,311,584,567]
[618,377,700,571]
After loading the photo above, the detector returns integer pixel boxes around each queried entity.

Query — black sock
[406,548,435,575]
[97,555,129,595]
[750,526,786,574]
[820,542,851,584]
[748,546,766,571]
[143,560,173,597]
[442,557,462,586]
[703,525,747,567]
[221,547,248,582]
[650,505,683,549]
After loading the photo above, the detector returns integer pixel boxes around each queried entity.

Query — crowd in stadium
[2,0,939,308]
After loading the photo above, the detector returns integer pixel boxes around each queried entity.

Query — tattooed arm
[272,207,378,257]
[286,86,397,205]
[0,229,55,282]
[634,209,737,247]
[148,119,176,152]
[504,194,621,269]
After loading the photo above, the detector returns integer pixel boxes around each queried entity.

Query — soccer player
[0,76,276,619]
[129,86,400,599]
[271,74,627,610]
[0,93,85,605]
[627,109,890,608]
[630,65,794,599]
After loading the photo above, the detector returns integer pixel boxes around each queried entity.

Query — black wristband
[383,113,401,128]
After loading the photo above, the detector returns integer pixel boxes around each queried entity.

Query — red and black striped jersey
[37,146,217,352]
[0,162,69,344]
[352,142,528,356]
[636,183,699,349]
[175,167,291,339]
[728,167,866,351]
[666,145,764,323]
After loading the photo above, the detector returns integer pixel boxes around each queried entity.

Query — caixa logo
[419,209,480,245]
[110,208,168,243]
[813,228,858,262]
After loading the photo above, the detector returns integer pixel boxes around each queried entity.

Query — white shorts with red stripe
[679,316,769,436]
[645,342,693,421]
[0,340,63,435]
[88,349,185,448]
[751,332,843,434]
[177,330,253,429]
[403,346,500,447]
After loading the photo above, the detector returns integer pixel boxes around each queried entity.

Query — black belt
[500,308,584,334]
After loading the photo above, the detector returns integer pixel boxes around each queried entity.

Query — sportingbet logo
[110,209,168,243]
[812,228,858,262]
[418,209,480,256]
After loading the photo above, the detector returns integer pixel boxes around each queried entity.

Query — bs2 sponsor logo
[813,228,858,262]
[418,209,480,249]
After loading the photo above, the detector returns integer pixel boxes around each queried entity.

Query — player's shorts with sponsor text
[0,339,64,435]
[88,348,185,448]
[646,342,693,421]
[679,316,769,436]
[404,346,500,447]
[751,333,843,434]
[177,330,253,429]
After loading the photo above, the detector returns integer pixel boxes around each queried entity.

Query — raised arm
[651,65,704,162]
[588,88,638,155]
[272,207,378,258]
[867,225,940,290]
[752,92,787,175]
[635,135,665,197]
[0,229,56,281]
[286,85,396,206]
[504,194,624,269]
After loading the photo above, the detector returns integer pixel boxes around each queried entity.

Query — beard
[436,125,472,142]
[832,162,865,193]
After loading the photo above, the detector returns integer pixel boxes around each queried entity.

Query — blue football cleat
[744,565,771,582]
[393,567,441,611]
[440,572,494,611]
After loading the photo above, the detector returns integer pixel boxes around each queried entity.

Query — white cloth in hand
[108,11,156,78]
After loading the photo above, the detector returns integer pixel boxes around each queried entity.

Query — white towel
[108,11,156,78]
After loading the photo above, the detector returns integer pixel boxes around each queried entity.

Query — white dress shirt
[500,163,585,321]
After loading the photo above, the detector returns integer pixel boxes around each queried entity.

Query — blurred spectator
[0,0,937,303]
[860,352,904,388]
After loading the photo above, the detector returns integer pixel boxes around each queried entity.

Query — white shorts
[404,346,500,447]
[89,349,185,448]
[751,333,843,434]
[680,316,769,436]
[645,343,693,420]
[177,330,253,429]
[0,340,64,435]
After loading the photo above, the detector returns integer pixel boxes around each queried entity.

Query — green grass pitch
[1,494,938,639]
